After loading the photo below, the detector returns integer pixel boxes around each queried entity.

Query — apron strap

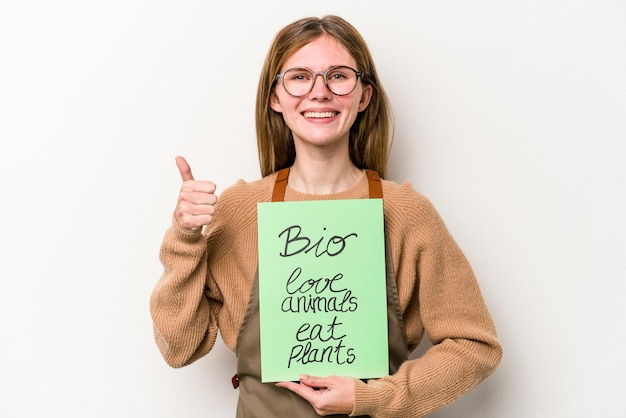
[271,168,290,202]
[271,168,382,202]
[366,169,383,199]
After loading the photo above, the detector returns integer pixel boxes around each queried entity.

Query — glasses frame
[275,65,364,97]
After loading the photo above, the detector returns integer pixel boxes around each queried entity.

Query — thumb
[175,156,194,181]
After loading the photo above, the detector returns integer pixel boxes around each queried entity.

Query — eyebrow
[280,65,356,72]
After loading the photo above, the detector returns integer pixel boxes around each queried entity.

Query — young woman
[150,15,502,417]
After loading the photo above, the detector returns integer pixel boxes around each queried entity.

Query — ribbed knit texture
[150,170,502,417]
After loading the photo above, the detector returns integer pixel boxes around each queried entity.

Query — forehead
[282,34,357,71]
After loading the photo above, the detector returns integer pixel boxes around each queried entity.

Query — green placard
[257,199,388,382]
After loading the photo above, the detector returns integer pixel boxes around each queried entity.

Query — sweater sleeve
[149,217,220,368]
[351,190,503,417]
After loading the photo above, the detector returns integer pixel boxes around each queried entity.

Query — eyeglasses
[276,66,364,97]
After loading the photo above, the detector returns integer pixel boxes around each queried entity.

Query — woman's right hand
[173,156,218,233]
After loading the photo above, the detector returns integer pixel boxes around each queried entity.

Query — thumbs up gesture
[173,156,218,233]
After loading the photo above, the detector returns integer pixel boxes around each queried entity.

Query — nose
[309,73,332,98]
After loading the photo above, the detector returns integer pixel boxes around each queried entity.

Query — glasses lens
[326,67,358,95]
[282,68,313,97]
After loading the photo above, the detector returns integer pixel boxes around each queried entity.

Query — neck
[288,158,362,194]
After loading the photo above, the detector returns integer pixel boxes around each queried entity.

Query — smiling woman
[267,33,373,187]
[150,15,502,418]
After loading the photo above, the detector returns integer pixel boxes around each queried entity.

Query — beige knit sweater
[150,170,502,417]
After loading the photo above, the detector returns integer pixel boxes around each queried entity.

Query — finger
[175,156,194,181]
[298,374,329,389]
[179,184,218,203]
[277,376,354,416]
[177,199,215,215]
[275,381,316,400]
[177,213,213,232]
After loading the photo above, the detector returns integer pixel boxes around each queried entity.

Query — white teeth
[303,111,335,118]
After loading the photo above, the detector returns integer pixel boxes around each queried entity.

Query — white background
[1,1,625,417]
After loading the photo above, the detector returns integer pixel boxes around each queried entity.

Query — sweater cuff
[351,379,381,417]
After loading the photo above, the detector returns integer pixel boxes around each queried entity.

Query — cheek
[342,97,365,114]
[270,90,303,114]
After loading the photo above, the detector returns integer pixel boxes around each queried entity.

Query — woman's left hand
[275,374,355,416]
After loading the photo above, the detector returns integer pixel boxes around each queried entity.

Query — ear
[358,84,373,112]
[269,91,283,113]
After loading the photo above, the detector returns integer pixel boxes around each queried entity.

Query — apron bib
[233,169,408,417]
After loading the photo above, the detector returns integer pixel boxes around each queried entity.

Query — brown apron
[233,169,408,417]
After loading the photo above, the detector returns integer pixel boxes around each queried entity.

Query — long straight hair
[255,15,394,178]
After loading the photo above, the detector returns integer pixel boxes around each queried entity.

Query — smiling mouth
[303,111,337,119]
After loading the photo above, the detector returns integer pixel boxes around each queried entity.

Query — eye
[286,69,312,82]
[327,68,351,81]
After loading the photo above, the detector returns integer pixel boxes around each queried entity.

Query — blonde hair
[255,15,393,177]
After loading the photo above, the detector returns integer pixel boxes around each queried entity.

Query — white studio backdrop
[1,0,625,417]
